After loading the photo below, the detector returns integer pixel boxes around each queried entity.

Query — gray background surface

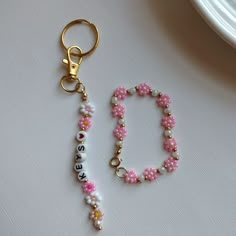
[0,0,235,235]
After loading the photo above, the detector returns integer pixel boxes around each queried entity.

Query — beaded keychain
[59,19,103,230]
[110,83,180,183]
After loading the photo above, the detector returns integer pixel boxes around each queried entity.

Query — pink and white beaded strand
[60,20,104,230]
[110,83,180,183]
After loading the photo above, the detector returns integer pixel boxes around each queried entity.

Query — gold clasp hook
[63,46,82,78]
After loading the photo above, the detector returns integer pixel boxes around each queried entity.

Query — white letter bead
[74,162,86,172]
[111,97,118,104]
[164,130,172,137]
[76,131,87,142]
[151,90,159,97]
[74,153,87,162]
[77,144,87,153]
[77,171,88,182]
[128,88,136,95]
[118,119,125,125]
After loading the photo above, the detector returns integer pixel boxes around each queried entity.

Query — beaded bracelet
[110,83,180,183]
[59,19,103,230]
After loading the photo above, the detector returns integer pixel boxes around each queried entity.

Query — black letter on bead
[79,172,86,179]
[75,164,83,170]
[77,145,85,152]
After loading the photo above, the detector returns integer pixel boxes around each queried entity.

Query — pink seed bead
[136,83,151,96]
[161,116,176,129]
[143,167,158,181]
[124,170,138,184]
[163,157,178,172]
[157,94,171,107]
[113,125,127,139]
[79,116,92,131]
[164,137,177,152]
[114,86,127,100]
[112,104,125,117]
[82,181,96,193]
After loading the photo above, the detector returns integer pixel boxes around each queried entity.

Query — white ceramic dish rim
[191,0,236,48]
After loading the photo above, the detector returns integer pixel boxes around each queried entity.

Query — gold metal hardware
[110,156,122,168]
[63,46,83,78]
[61,19,99,57]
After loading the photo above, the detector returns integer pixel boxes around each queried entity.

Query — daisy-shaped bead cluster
[157,92,179,174]
[74,101,104,230]
[78,102,95,131]
[110,83,180,185]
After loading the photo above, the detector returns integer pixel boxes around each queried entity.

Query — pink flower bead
[161,116,176,129]
[136,83,151,96]
[143,167,158,181]
[164,157,178,172]
[164,137,177,152]
[157,94,171,107]
[113,125,127,139]
[82,181,96,194]
[112,104,125,117]
[114,86,127,100]
[79,116,92,131]
[124,170,138,184]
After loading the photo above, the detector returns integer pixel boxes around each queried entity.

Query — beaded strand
[110,83,180,183]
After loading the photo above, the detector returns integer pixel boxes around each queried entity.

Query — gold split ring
[61,19,99,57]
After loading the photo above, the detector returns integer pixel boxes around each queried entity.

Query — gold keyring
[61,19,99,57]
[60,75,81,93]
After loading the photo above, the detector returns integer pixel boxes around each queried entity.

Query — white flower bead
[164,108,171,114]
[76,131,87,142]
[159,166,167,175]
[74,162,86,172]
[75,152,86,162]
[77,171,88,182]
[128,87,136,95]
[77,144,87,153]
[85,192,102,206]
[118,119,125,125]
[164,130,172,137]
[151,90,159,97]
[138,175,145,183]
[79,102,95,116]
[172,151,180,159]
[111,96,118,104]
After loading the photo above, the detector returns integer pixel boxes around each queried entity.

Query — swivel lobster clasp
[63,46,83,78]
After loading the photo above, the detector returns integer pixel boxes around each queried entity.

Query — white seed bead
[128,87,136,95]
[111,96,118,104]
[77,171,88,182]
[159,166,167,175]
[138,175,145,183]
[164,108,171,114]
[172,151,180,159]
[151,90,159,97]
[74,162,86,172]
[76,144,87,153]
[76,131,87,142]
[74,153,87,162]
[116,140,123,146]
[164,130,172,137]
[118,119,125,125]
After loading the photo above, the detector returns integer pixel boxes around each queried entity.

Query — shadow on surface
[148,0,236,89]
